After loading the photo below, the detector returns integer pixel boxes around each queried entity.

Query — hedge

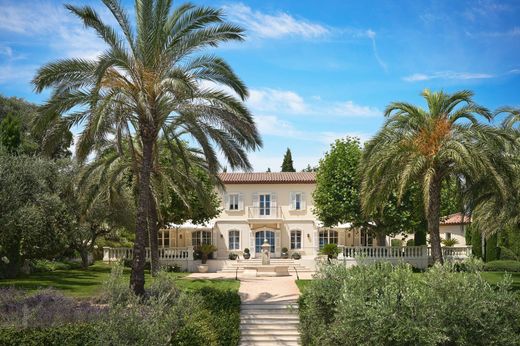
[483,260,520,272]
[0,324,98,346]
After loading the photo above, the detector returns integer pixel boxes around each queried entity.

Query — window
[228,193,239,210]
[259,194,271,216]
[255,230,275,253]
[319,230,338,249]
[291,192,305,210]
[291,230,302,249]
[229,230,240,250]
[361,229,373,246]
[192,230,212,246]
[158,230,170,247]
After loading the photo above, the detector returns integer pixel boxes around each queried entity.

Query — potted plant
[243,248,251,259]
[291,252,301,260]
[319,243,340,263]
[228,252,238,260]
[197,244,217,273]
[281,247,289,259]
[442,238,459,247]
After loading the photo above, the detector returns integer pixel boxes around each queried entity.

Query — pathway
[238,274,303,346]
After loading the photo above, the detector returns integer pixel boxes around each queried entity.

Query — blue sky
[1,0,519,171]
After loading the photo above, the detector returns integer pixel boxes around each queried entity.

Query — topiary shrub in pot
[281,247,289,259]
[243,248,250,259]
[228,252,238,260]
[291,252,301,260]
[197,244,217,273]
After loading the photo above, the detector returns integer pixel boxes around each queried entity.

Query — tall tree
[361,89,511,263]
[281,148,296,172]
[33,1,261,294]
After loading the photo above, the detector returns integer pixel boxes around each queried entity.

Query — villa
[103,172,472,271]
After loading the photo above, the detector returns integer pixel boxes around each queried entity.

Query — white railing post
[103,247,111,262]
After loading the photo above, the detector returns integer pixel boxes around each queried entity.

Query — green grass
[0,262,238,298]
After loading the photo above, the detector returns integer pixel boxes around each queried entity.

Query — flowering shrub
[299,262,520,346]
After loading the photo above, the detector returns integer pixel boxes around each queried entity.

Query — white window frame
[290,192,305,210]
[290,230,302,250]
[228,230,240,250]
[192,230,212,246]
[228,193,239,210]
[159,230,170,248]
[319,230,338,249]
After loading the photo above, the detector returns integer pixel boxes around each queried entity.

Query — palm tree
[33,1,261,294]
[361,89,511,263]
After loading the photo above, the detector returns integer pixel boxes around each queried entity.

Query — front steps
[239,303,300,346]
[219,259,313,274]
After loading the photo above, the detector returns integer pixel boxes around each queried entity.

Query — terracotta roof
[440,212,471,225]
[218,172,316,184]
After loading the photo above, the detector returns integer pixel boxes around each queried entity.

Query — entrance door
[255,230,275,254]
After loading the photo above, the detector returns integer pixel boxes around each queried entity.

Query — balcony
[247,206,283,221]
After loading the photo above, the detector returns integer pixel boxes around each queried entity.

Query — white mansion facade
[160,172,380,259]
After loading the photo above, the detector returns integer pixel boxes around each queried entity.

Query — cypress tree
[281,148,295,172]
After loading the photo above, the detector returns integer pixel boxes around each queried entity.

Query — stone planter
[197,264,209,273]
[243,252,251,259]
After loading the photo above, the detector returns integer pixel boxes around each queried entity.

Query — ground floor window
[255,230,275,253]
[158,230,170,247]
[446,232,452,240]
[229,230,240,250]
[319,230,338,249]
[192,230,212,246]
[291,230,302,249]
[361,229,373,246]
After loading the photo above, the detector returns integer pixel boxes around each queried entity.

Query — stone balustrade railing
[103,246,194,262]
[340,245,472,260]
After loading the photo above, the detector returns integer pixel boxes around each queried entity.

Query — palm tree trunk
[427,176,444,264]
[148,191,160,276]
[131,136,154,295]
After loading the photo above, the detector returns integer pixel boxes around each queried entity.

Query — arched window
[229,230,240,250]
[192,230,212,246]
[319,230,338,249]
[290,230,302,249]
[158,230,170,247]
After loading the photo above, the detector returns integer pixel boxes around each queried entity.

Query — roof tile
[218,172,316,184]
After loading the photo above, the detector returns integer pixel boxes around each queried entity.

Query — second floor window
[229,193,239,210]
[291,192,305,210]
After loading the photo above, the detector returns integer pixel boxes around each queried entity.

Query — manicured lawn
[0,262,238,298]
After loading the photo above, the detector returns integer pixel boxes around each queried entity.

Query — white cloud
[0,64,36,84]
[248,88,307,113]
[403,71,495,82]
[224,3,329,39]
[248,87,381,118]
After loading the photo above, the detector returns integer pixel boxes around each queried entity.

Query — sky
[0,0,519,171]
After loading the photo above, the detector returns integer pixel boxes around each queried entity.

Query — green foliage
[228,253,238,260]
[406,239,415,246]
[299,263,520,346]
[28,259,82,273]
[486,234,498,262]
[199,244,217,264]
[391,239,403,247]
[0,153,74,277]
[319,244,340,261]
[483,260,520,272]
[0,113,21,152]
[441,238,459,247]
[0,324,99,346]
[469,227,483,259]
[281,148,295,172]
[313,138,362,226]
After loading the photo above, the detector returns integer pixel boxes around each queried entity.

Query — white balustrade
[103,246,194,262]
[340,245,471,261]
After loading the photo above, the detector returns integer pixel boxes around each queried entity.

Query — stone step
[242,303,298,308]
[239,342,300,346]
[241,324,299,330]
[241,330,300,336]
[240,335,300,342]
[241,311,298,323]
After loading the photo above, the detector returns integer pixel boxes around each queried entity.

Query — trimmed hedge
[0,324,98,346]
[483,260,520,272]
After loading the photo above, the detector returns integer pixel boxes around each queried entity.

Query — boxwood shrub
[483,260,520,272]
[299,262,520,346]
[0,324,99,346]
